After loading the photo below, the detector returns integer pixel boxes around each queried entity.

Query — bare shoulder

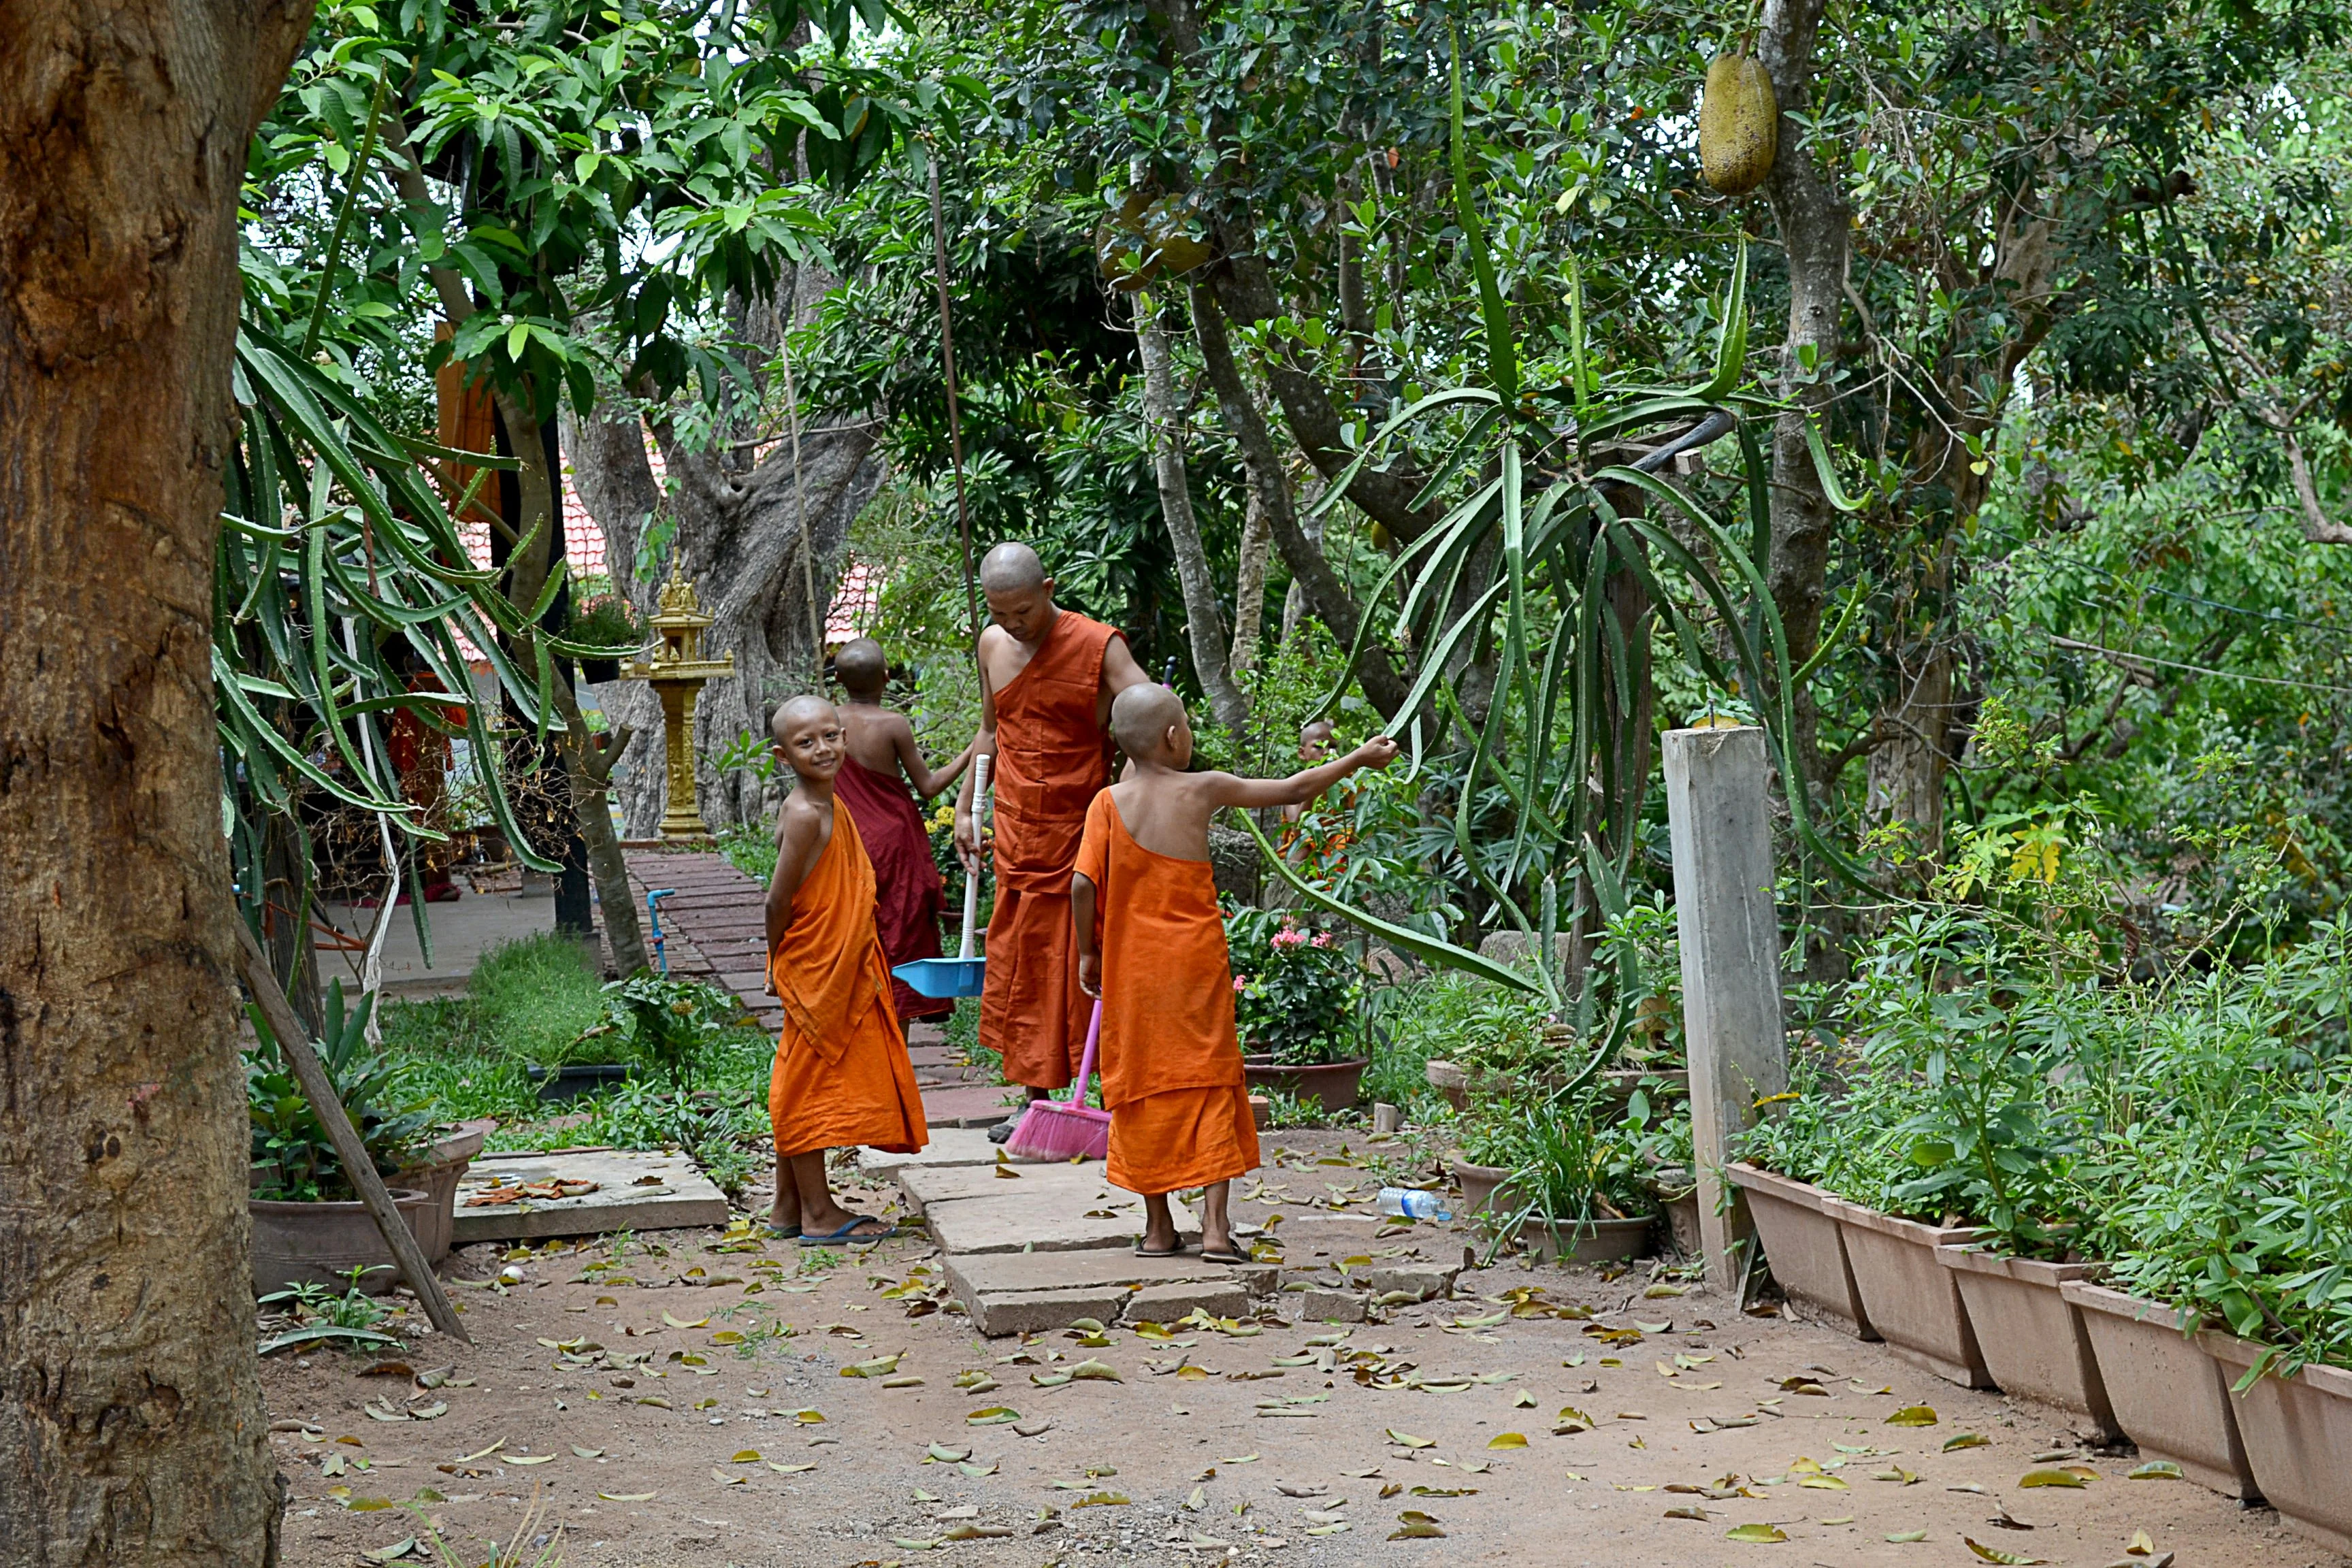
[779,791,830,837]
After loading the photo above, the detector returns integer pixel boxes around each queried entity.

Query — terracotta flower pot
[1726,1163,1876,1340]
[1447,1154,1520,1218]
[250,1188,431,1298]
[396,1117,496,1264]
[1242,1055,1367,1111]
[1424,1059,1471,1111]
[1935,1248,2118,1438]
[1829,1198,1991,1386]
[2060,1281,2257,1498]
[2202,1334,2352,1550]
[1528,1215,1652,1265]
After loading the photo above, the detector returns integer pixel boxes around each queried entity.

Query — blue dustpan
[898,757,990,1000]
[893,956,987,998]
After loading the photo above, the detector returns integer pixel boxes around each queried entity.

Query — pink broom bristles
[1004,1000,1111,1162]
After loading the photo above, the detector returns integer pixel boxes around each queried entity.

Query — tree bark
[1135,295,1249,742]
[1757,0,1848,815]
[1229,487,1273,673]
[1,0,312,1559]
[1191,282,1409,718]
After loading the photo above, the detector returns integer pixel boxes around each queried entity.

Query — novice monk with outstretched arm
[1070,685,1396,1260]
[831,637,975,1025]
[764,695,929,1245]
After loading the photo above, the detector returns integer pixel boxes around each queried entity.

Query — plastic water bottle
[1376,1187,1453,1221]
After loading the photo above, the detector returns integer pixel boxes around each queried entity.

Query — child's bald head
[770,694,845,782]
[834,637,888,696]
[1111,683,1191,764]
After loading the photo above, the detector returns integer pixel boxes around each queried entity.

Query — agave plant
[216,321,637,960]
[1254,42,1859,1100]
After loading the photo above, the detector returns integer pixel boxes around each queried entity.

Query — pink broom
[1003,1000,1111,1162]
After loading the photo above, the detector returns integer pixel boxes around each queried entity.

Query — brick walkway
[620,846,1011,1129]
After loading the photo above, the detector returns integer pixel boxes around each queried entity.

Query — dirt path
[267,1145,2345,1568]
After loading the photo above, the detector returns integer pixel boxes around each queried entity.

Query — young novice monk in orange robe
[1071,685,1396,1260]
[764,695,928,1245]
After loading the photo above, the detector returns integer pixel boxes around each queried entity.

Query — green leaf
[1448,32,1516,404]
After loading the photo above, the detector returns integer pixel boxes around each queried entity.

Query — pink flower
[1311,932,1335,949]
[1270,928,1307,949]
[1233,976,1248,992]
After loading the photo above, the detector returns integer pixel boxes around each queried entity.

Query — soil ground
[266,1130,2346,1568]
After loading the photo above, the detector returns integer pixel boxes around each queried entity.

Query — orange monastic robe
[1073,794,1261,1196]
[766,800,929,1159]
[979,610,1117,1091]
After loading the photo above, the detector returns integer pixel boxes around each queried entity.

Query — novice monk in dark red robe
[953,542,1148,1140]
[830,638,973,1024]
[1071,684,1395,1260]
[764,696,928,1245]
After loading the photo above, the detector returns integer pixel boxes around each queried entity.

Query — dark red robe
[832,753,951,1022]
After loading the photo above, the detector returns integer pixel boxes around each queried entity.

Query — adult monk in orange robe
[830,637,974,1024]
[1071,685,1394,1259]
[764,696,928,1244]
[953,542,1148,1141]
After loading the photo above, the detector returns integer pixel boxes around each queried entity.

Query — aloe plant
[1254,37,1861,1102]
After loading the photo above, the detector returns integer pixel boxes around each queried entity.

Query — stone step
[945,1248,1277,1337]
[921,1082,1015,1128]
[859,1127,1047,1177]
[907,1162,1196,1256]
[452,1147,730,1243]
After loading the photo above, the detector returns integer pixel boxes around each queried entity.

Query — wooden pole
[232,919,470,1343]
[1662,724,1788,1292]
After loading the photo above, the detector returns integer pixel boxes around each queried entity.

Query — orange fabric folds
[766,800,928,1159]
[979,610,1117,1089]
[1073,794,1260,1196]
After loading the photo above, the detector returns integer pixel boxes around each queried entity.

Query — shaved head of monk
[1111,683,1192,770]
[979,542,1059,644]
[834,637,889,697]
[1299,717,1336,761]
[771,694,846,783]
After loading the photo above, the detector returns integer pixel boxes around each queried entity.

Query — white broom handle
[959,752,991,960]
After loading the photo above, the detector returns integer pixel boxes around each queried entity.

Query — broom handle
[1068,1000,1102,1107]
[959,753,990,961]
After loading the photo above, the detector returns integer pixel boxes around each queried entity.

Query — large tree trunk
[1,0,312,1560]
[569,277,885,837]
[1136,295,1249,742]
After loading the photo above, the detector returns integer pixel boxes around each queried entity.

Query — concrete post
[1662,725,1787,1293]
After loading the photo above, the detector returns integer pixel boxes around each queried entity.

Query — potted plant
[395,1115,497,1264]
[247,981,438,1296]
[1230,910,1367,1111]
[1727,1056,1880,1339]
[1491,1094,1654,1265]
[1448,1098,1530,1218]
[566,589,648,683]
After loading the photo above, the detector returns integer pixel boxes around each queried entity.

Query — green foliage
[464,934,608,1062]
[259,1266,395,1334]
[1470,1092,1656,1253]
[566,591,647,653]
[578,976,743,1087]
[248,981,438,1202]
[716,823,780,886]
[1227,909,1362,1066]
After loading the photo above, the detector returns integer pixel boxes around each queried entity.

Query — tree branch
[1191,282,1409,719]
[1136,296,1250,740]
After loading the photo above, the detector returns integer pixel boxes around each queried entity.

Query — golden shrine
[621,564,735,840]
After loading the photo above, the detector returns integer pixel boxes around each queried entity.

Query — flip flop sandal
[1133,1241,1188,1258]
[1198,1246,1252,1265]
[765,1224,802,1240]
[798,1217,898,1246]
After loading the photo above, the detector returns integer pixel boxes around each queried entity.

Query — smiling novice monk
[764,695,928,1245]
[1071,685,1396,1260]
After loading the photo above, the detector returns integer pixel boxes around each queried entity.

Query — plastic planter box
[2202,1334,2352,1552]
[1725,1163,1875,1339]
[1934,1249,2117,1438]
[1829,1199,1991,1386]
[2059,1281,2257,1499]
